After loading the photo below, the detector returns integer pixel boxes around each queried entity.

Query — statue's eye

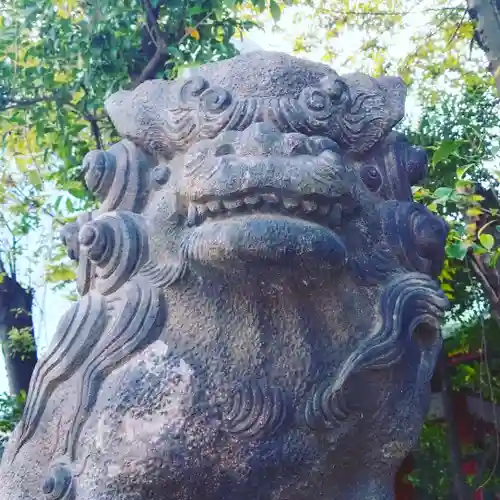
[361,166,382,191]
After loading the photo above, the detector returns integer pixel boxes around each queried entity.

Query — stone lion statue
[0,51,448,500]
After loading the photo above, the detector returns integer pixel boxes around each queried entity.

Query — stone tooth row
[187,194,343,227]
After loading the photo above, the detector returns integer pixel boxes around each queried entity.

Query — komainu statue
[0,52,449,500]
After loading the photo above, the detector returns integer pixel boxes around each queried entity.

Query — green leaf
[270,0,282,22]
[167,46,183,60]
[491,249,500,267]
[433,187,453,199]
[471,243,487,255]
[432,140,460,167]
[466,207,483,217]
[252,0,266,11]
[479,233,495,251]
[446,242,468,260]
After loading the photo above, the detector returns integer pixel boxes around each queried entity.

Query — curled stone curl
[82,139,152,214]
[41,461,74,500]
[223,379,288,441]
[305,273,449,430]
[78,211,149,296]
[105,70,406,158]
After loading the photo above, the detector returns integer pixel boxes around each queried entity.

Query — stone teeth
[222,199,244,210]
[192,195,338,227]
[330,203,342,226]
[196,203,208,217]
[318,204,331,216]
[206,200,222,212]
[320,150,341,163]
[262,193,279,204]
[302,200,317,213]
[187,204,197,226]
[244,196,261,206]
[282,198,299,210]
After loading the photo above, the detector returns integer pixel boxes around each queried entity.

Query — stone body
[0,51,449,500]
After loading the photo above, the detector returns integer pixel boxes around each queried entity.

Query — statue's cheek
[341,352,433,465]
[85,340,195,471]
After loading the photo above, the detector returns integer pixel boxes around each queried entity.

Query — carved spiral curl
[42,461,74,500]
[61,212,96,297]
[82,150,116,202]
[320,76,350,102]
[305,273,448,430]
[78,211,149,296]
[82,140,152,214]
[224,379,288,440]
[305,377,353,430]
[200,86,232,114]
[298,87,334,121]
[270,78,350,140]
[180,76,209,103]
[151,164,171,186]
[60,222,81,262]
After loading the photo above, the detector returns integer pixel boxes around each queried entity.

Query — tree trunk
[0,260,37,396]
[466,186,500,327]
[467,0,500,93]
[436,353,471,500]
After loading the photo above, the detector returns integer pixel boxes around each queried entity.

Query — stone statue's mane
[104,71,406,159]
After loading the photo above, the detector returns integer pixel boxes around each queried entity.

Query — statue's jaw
[180,213,347,271]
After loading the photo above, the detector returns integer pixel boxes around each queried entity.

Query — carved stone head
[0,51,448,500]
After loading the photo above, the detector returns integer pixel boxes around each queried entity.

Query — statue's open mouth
[186,189,350,230]
[182,147,361,233]
[182,189,351,270]
[178,133,363,268]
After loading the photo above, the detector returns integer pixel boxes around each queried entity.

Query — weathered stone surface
[0,51,449,500]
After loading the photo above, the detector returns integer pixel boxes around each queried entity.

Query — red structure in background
[395,455,415,499]
[394,351,497,499]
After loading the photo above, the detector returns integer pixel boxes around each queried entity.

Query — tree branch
[74,84,104,149]
[88,117,103,150]
[130,44,166,89]
[142,0,163,44]
[327,7,464,16]
[130,5,213,89]
[129,0,168,88]
[1,93,61,111]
